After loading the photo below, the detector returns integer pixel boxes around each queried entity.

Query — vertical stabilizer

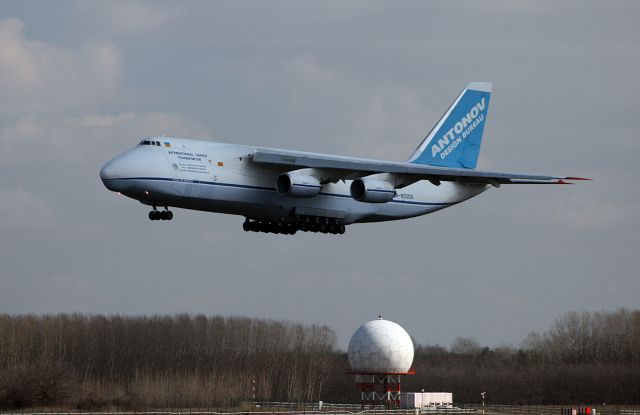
[408,82,492,169]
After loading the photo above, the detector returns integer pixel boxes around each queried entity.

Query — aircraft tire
[243,221,251,231]
[338,224,346,234]
[166,211,173,220]
[149,211,155,220]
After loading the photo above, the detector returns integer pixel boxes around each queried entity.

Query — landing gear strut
[149,206,173,221]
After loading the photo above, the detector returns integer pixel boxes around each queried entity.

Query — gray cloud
[0,18,123,116]
[0,188,55,228]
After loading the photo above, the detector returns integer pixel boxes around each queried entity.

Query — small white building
[400,392,453,409]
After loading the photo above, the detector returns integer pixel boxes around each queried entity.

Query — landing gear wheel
[337,224,346,234]
[243,220,251,231]
[149,208,172,221]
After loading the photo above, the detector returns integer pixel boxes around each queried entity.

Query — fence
[1,404,639,415]
[456,405,640,415]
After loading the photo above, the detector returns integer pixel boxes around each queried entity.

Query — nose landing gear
[149,206,173,221]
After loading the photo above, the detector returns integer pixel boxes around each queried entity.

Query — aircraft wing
[251,148,589,186]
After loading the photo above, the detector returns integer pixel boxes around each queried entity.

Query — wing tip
[564,176,592,181]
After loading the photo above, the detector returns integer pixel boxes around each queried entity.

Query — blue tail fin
[408,82,492,169]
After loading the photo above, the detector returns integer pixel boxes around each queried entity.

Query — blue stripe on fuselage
[103,177,457,207]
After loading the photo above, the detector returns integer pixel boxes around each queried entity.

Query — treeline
[0,314,337,408]
[0,309,639,409]
[523,309,640,363]
[407,309,640,404]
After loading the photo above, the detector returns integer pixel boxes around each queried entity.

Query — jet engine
[276,173,321,198]
[350,178,396,203]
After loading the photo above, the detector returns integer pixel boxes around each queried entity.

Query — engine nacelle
[350,178,396,203]
[276,173,321,198]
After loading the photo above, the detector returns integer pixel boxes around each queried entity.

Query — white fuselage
[100,138,488,225]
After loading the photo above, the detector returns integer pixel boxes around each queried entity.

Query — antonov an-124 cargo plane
[100,82,587,235]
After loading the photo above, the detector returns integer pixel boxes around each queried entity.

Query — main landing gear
[298,216,346,235]
[243,219,297,235]
[149,206,173,221]
[243,216,346,236]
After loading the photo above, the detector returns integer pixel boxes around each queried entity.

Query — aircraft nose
[100,146,165,193]
[100,155,129,191]
[100,160,116,181]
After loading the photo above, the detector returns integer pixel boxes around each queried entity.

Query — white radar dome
[347,317,414,373]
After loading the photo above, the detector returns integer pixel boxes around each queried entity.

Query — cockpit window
[139,139,162,146]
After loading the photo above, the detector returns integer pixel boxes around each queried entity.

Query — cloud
[44,273,96,306]
[69,112,136,128]
[343,89,428,161]
[0,111,211,166]
[0,18,39,91]
[0,17,123,116]
[0,116,42,159]
[0,188,55,228]
[0,272,103,314]
[71,2,181,36]
[283,54,344,114]
[286,54,340,86]
[549,193,635,232]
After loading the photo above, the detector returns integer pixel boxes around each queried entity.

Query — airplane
[100,82,587,235]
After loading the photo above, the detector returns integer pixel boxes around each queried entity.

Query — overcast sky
[1,1,638,350]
